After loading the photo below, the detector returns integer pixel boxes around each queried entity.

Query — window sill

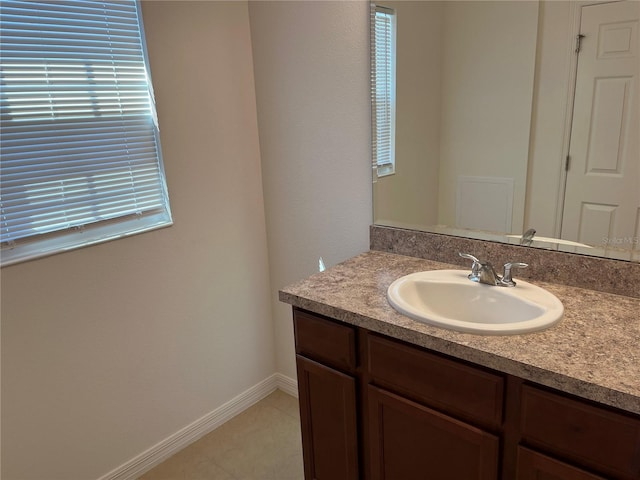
[1,213,173,267]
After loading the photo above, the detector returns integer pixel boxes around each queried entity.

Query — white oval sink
[506,234,593,249]
[387,270,563,335]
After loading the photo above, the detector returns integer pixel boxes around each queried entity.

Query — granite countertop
[279,250,640,415]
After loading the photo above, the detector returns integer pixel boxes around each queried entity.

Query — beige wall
[1,1,372,478]
[438,0,539,233]
[373,1,538,234]
[373,1,443,229]
[1,2,275,479]
[249,0,372,380]
[525,1,575,237]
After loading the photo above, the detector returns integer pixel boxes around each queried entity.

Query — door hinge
[576,34,585,54]
[565,154,571,171]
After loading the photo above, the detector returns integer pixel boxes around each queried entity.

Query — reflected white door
[561,0,639,249]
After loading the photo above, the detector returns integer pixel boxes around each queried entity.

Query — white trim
[554,1,584,238]
[97,373,298,480]
[275,372,299,398]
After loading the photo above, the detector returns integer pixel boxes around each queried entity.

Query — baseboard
[98,373,298,480]
[275,371,298,398]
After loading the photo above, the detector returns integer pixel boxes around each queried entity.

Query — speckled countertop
[279,250,640,415]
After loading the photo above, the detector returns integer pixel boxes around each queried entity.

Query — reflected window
[371,4,396,177]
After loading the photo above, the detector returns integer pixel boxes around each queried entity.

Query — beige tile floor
[138,390,304,480]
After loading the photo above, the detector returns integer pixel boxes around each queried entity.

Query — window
[0,0,171,266]
[370,4,396,177]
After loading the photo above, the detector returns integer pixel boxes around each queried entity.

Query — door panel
[562,1,639,249]
[296,355,359,480]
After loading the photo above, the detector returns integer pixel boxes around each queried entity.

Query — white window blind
[0,0,172,266]
[370,4,396,177]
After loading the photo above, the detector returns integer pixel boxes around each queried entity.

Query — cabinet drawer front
[521,385,640,479]
[369,385,499,480]
[367,334,504,428]
[294,309,356,372]
[516,446,607,480]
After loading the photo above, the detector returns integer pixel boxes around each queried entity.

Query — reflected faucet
[459,252,528,287]
[521,228,536,246]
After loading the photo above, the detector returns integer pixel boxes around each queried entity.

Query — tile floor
[138,389,304,480]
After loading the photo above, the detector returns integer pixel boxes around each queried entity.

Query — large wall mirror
[371,0,639,262]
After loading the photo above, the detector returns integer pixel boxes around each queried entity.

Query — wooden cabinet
[520,385,640,479]
[368,385,499,480]
[296,355,359,480]
[367,333,504,430]
[294,309,356,372]
[294,310,359,480]
[516,447,607,480]
[292,308,640,480]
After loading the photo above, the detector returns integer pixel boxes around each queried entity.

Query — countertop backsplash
[370,225,640,299]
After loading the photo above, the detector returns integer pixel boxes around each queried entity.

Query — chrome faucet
[459,253,528,287]
[521,228,536,246]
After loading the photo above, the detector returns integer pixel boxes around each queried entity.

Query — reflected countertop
[280,250,640,415]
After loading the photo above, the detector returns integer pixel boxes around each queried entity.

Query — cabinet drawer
[367,334,504,429]
[516,446,606,480]
[294,309,356,372]
[521,385,640,479]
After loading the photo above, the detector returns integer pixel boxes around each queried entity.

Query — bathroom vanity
[280,247,640,480]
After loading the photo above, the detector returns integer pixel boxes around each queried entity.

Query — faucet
[459,252,528,287]
[521,228,536,246]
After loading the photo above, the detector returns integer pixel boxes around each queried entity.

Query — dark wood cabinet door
[516,446,607,480]
[368,385,499,480]
[521,385,640,479]
[296,355,359,480]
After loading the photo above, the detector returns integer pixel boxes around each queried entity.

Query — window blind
[370,4,396,177]
[0,0,171,265]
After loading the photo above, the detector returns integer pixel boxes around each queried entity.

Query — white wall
[373,1,443,229]
[438,0,539,234]
[525,1,575,237]
[1,2,275,479]
[249,0,372,380]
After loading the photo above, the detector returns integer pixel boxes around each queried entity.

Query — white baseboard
[274,371,298,398]
[98,373,298,480]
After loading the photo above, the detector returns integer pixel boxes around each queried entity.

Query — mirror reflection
[371,0,639,261]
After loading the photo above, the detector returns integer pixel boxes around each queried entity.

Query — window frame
[370,4,397,178]
[0,0,172,267]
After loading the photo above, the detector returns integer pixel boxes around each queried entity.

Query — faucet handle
[502,262,528,286]
[521,228,536,246]
[459,252,482,282]
[459,252,480,263]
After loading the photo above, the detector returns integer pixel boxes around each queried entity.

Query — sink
[506,234,593,249]
[387,270,563,335]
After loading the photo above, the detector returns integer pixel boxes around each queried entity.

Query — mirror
[371,0,639,262]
